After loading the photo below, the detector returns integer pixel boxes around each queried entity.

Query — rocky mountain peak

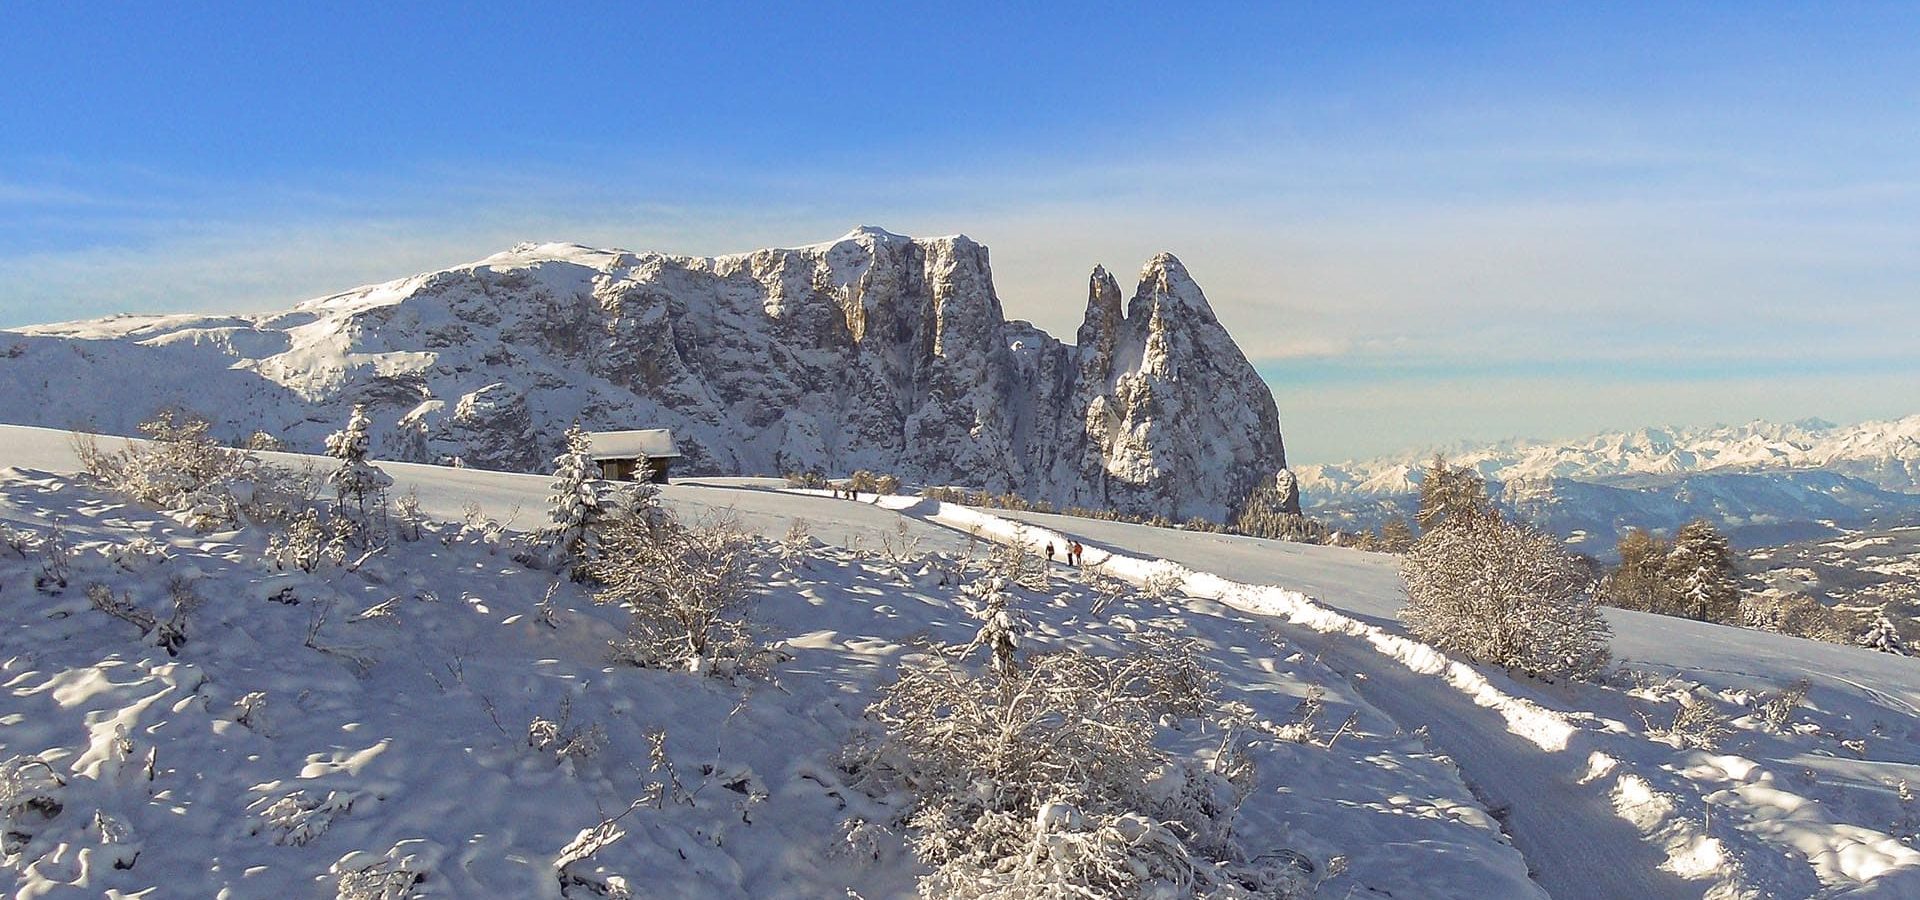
[0,230,1294,523]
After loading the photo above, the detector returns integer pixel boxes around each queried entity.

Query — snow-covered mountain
[0,228,1291,522]
[1299,416,1920,500]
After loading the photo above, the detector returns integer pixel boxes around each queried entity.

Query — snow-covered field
[4,423,1920,898]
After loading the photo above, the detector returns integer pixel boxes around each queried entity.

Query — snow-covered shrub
[0,755,65,824]
[106,536,171,571]
[1,522,34,558]
[874,473,902,495]
[86,576,199,656]
[555,807,642,899]
[852,634,1297,899]
[1756,679,1809,733]
[784,470,829,489]
[254,790,359,846]
[984,541,1049,593]
[1401,515,1611,681]
[266,508,348,573]
[1141,566,1186,602]
[393,489,424,542]
[325,404,393,546]
[779,518,814,569]
[586,509,763,674]
[76,412,313,528]
[34,525,71,593]
[452,503,512,553]
[1655,698,1734,751]
[331,847,426,900]
[243,431,286,452]
[528,697,607,767]
[964,576,1024,675]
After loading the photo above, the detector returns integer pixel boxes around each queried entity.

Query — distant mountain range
[1299,418,1920,556]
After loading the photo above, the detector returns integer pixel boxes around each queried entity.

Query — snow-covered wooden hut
[585,429,681,483]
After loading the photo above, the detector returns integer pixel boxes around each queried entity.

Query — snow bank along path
[5,424,1916,896]
[841,492,1920,900]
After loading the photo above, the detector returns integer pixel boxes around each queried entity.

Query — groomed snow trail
[888,498,1732,899]
[1303,630,1699,900]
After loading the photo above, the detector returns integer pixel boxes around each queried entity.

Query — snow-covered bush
[452,503,512,553]
[325,405,393,546]
[586,509,763,674]
[86,576,200,656]
[1401,515,1611,681]
[265,508,348,573]
[331,847,426,900]
[1756,679,1809,733]
[1648,696,1734,751]
[784,470,829,489]
[76,411,313,529]
[851,632,1298,899]
[528,697,607,767]
[0,755,65,826]
[255,790,359,846]
[106,536,171,571]
[33,525,71,593]
[393,489,424,542]
[779,518,814,569]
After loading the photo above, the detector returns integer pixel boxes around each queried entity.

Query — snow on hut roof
[584,429,681,461]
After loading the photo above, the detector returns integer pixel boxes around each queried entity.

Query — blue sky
[3,3,1918,462]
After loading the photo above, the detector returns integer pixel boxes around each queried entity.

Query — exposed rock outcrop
[0,228,1294,521]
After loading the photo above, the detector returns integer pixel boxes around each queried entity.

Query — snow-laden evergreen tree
[541,425,604,576]
[1861,613,1911,656]
[325,404,392,545]
[1662,519,1741,624]
[964,575,1022,676]
[1402,514,1611,681]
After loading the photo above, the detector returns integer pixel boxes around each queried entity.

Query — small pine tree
[324,405,393,545]
[542,425,604,575]
[1861,613,1911,656]
[1662,520,1741,624]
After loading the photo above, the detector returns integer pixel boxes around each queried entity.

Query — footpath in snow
[854,491,1920,900]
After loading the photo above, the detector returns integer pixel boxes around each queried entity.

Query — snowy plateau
[0,228,1292,524]
[3,426,1920,898]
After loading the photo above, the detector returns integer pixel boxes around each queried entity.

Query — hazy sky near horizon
[3,3,1917,463]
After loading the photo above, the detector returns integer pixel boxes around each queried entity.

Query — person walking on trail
[1068,540,1083,566]
[1045,541,1056,563]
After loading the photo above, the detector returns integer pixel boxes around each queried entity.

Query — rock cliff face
[0,228,1294,521]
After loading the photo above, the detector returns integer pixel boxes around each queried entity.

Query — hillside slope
[0,426,1527,898]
